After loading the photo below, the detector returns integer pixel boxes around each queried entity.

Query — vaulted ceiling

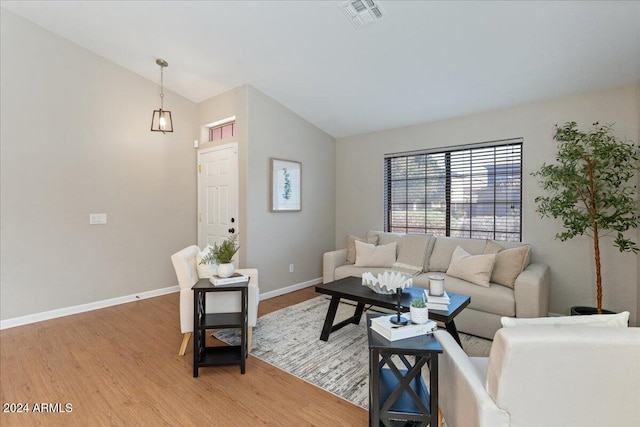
[2,1,639,138]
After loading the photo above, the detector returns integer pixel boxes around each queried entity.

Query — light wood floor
[0,287,368,426]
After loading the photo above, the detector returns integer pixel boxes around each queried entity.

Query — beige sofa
[323,231,550,339]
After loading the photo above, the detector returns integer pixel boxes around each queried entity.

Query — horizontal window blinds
[384,139,522,241]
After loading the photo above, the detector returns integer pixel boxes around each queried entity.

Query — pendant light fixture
[150,59,173,133]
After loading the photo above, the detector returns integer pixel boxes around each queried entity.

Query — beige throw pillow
[393,234,431,275]
[346,234,379,264]
[446,246,496,287]
[484,240,530,288]
[355,240,397,268]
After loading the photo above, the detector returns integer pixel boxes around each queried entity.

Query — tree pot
[570,306,616,316]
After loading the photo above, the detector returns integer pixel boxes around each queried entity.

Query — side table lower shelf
[379,368,430,418]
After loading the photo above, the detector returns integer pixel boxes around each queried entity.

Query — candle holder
[389,288,408,325]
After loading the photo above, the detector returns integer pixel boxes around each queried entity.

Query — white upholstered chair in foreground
[171,245,259,356]
[435,313,640,427]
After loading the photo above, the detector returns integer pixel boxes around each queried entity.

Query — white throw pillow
[501,311,630,328]
[446,246,496,287]
[354,240,397,268]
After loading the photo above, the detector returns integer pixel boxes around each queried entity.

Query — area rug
[215,296,492,410]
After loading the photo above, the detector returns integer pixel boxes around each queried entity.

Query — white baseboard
[259,277,322,301]
[0,285,179,330]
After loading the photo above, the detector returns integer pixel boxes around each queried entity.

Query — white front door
[197,143,239,262]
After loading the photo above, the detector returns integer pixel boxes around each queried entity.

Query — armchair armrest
[435,331,509,427]
[323,248,348,283]
[236,268,259,326]
[514,262,550,318]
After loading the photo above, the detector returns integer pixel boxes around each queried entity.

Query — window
[209,121,235,142]
[384,139,522,241]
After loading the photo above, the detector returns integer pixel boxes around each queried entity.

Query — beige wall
[1,11,199,320]
[245,86,336,294]
[336,84,640,325]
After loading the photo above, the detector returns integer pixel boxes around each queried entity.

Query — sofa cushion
[484,240,530,289]
[346,234,379,264]
[501,311,630,328]
[429,237,487,272]
[393,234,432,275]
[444,275,515,316]
[376,231,405,247]
[355,240,396,268]
[446,246,496,288]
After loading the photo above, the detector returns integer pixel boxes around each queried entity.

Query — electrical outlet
[289,264,294,273]
[89,213,107,225]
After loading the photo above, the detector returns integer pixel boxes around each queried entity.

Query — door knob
[228,228,235,233]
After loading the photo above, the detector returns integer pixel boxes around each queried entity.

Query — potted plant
[532,122,639,314]
[410,299,429,324]
[200,234,240,278]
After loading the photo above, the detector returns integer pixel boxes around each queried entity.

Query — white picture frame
[270,158,301,212]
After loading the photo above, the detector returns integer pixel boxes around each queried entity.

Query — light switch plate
[89,213,107,225]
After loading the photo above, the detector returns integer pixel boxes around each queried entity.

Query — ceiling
[2,1,639,138]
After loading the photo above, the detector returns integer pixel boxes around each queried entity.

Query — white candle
[429,274,445,296]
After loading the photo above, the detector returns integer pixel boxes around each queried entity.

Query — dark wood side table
[367,313,443,427]
[192,278,248,377]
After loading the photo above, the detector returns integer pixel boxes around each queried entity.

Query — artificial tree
[532,122,639,313]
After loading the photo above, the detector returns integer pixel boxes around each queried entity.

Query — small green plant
[411,299,426,308]
[199,234,240,265]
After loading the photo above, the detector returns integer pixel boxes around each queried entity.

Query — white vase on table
[216,263,234,278]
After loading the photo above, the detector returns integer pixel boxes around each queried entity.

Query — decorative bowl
[362,271,413,294]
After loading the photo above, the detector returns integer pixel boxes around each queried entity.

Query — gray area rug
[215,295,492,410]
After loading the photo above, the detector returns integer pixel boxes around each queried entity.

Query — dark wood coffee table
[315,276,470,347]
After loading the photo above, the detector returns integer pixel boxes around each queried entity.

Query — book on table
[423,289,450,304]
[423,289,450,310]
[426,302,449,311]
[370,315,437,341]
[209,273,248,287]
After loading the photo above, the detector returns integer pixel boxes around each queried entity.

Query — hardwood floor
[0,287,368,426]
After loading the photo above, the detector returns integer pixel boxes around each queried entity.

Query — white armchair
[435,324,640,427]
[171,245,259,356]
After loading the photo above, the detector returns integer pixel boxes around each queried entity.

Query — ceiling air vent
[340,0,385,29]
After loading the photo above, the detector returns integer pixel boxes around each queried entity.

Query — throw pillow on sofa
[446,246,496,287]
[346,234,379,264]
[501,311,630,328]
[484,240,531,288]
[393,234,432,275]
[354,240,397,268]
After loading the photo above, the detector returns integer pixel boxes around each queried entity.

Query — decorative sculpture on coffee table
[362,271,413,295]
[390,287,409,325]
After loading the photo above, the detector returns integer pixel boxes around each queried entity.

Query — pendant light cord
[159,64,165,111]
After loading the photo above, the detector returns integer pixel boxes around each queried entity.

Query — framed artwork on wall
[270,158,301,212]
